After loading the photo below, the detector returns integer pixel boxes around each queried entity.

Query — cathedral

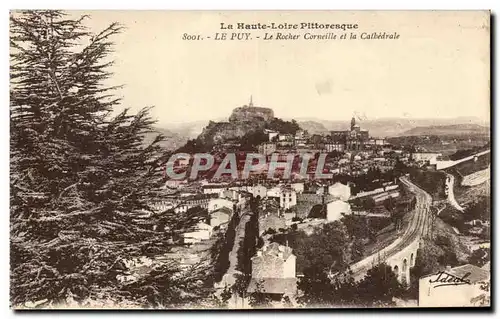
[329,116,370,151]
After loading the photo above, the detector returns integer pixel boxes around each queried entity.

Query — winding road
[348,176,431,280]
[445,173,464,212]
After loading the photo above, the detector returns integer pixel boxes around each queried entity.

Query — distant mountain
[399,124,490,137]
[142,127,189,151]
[161,118,227,140]
[294,116,489,138]
[298,120,329,134]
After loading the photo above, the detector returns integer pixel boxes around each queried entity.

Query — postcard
[10,10,490,309]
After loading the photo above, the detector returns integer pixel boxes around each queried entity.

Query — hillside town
[121,99,491,308]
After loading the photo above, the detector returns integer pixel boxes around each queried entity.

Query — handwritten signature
[429,271,472,288]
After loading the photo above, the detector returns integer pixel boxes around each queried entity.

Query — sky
[70,10,490,125]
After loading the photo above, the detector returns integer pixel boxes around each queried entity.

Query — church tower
[350,116,356,131]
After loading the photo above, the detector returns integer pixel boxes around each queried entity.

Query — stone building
[330,116,370,151]
[326,199,351,221]
[328,182,351,201]
[229,96,274,123]
[279,188,297,210]
[247,243,297,299]
[258,142,277,155]
[182,222,214,244]
[208,197,234,212]
[209,207,232,228]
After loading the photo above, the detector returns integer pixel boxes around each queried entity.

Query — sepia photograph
[9,9,491,310]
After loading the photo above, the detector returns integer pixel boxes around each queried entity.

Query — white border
[1,1,498,319]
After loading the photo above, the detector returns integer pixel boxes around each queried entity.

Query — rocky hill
[297,120,329,135]
[195,102,276,149]
[197,119,267,146]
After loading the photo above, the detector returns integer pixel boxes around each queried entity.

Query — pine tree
[10,10,201,307]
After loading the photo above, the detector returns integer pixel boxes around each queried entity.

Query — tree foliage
[468,248,490,268]
[299,263,402,308]
[292,221,349,275]
[297,265,337,307]
[236,197,259,274]
[10,10,202,307]
[356,263,403,306]
[265,118,301,135]
[247,279,273,309]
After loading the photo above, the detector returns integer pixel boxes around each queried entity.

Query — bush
[435,234,452,248]
[264,228,276,235]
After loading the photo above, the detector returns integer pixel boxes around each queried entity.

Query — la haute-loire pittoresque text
[220,22,359,30]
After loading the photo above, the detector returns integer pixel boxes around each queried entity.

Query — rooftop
[448,264,490,283]
[210,206,233,216]
[253,242,294,262]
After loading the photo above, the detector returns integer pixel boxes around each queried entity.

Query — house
[338,158,349,165]
[280,189,297,210]
[265,129,279,142]
[183,222,214,244]
[266,185,297,209]
[294,130,308,147]
[209,207,232,228]
[465,219,487,227]
[258,142,277,155]
[267,186,281,198]
[315,186,325,195]
[221,189,239,201]
[326,199,351,221]
[324,143,345,152]
[328,182,351,201]
[419,264,490,307]
[247,243,297,299]
[277,134,294,147]
[290,182,304,194]
[208,198,233,213]
[151,200,175,213]
[373,190,400,203]
[202,184,228,196]
[249,184,268,199]
[164,179,186,189]
[412,152,442,164]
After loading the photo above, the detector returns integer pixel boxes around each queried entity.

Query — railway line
[349,177,431,280]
